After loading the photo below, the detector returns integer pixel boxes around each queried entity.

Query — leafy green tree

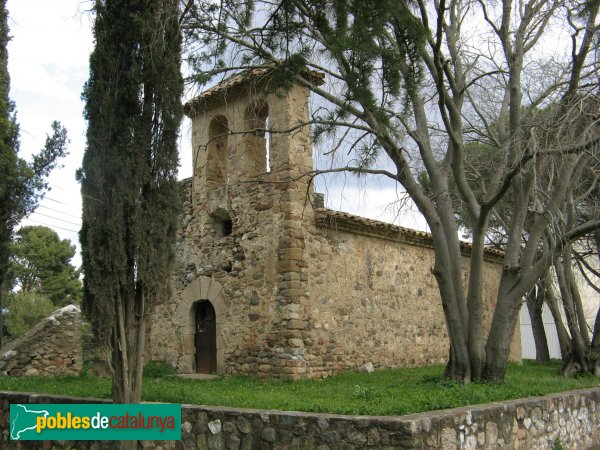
[4,291,55,339]
[79,0,183,412]
[0,0,68,347]
[8,226,81,306]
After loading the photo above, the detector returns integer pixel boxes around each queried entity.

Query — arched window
[244,101,270,176]
[207,116,229,185]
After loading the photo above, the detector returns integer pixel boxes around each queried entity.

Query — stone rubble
[0,304,82,377]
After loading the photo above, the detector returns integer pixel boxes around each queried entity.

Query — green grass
[1,360,598,416]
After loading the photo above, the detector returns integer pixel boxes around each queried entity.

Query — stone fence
[1,387,600,449]
[0,305,82,377]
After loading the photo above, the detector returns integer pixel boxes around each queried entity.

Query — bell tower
[181,67,324,378]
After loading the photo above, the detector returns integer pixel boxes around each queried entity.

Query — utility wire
[21,218,79,233]
[44,196,81,210]
[31,211,81,227]
[38,204,81,220]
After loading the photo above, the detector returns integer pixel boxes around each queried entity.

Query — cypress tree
[79,0,183,405]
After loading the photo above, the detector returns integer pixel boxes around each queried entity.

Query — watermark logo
[10,403,181,440]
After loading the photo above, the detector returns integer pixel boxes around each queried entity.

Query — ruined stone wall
[0,305,82,377]
[3,388,600,449]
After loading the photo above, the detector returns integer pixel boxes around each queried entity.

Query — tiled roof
[314,208,505,264]
[184,66,325,117]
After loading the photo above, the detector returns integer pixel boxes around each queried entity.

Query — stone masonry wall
[2,387,600,449]
[300,211,520,378]
[0,305,82,377]
[148,174,519,379]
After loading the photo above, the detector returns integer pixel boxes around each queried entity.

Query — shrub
[143,361,177,378]
[4,291,55,338]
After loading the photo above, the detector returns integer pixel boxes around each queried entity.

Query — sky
[7,0,92,266]
[5,0,426,269]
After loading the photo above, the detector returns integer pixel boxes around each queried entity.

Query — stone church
[146,68,520,379]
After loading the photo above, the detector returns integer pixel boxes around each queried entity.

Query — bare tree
[552,166,600,375]
[514,95,600,373]
[182,0,600,382]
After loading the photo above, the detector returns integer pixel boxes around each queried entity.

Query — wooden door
[195,301,216,374]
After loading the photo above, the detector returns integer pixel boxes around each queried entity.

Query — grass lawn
[1,360,598,416]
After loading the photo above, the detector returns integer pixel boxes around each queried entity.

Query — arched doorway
[195,300,217,374]
[176,276,226,374]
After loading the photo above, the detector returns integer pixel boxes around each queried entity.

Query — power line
[20,218,79,234]
[38,204,81,220]
[50,185,73,192]
[44,196,81,210]
[31,211,81,227]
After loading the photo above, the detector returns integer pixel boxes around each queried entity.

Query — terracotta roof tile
[184,66,325,117]
[315,208,504,263]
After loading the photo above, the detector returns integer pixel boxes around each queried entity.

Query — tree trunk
[556,258,589,373]
[133,285,145,402]
[111,289,143,450]
[0,241,7,349]
[593,308,600,376]
[526,285,550,362]
[591,232,600,376]
[433,259,471,382]
[483,290,522,382]
[113,290,131,403]
[0,282,4,349]
[484,253,532,381]
[466,220,489,379]
[562,220,591,347]
[592,306,600,349]
[544,278,572,361]
[427,221,471,382]
[569,266,591,346]
[592,231,600,351]
[430,175,473,382]
[483,170,533,381]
